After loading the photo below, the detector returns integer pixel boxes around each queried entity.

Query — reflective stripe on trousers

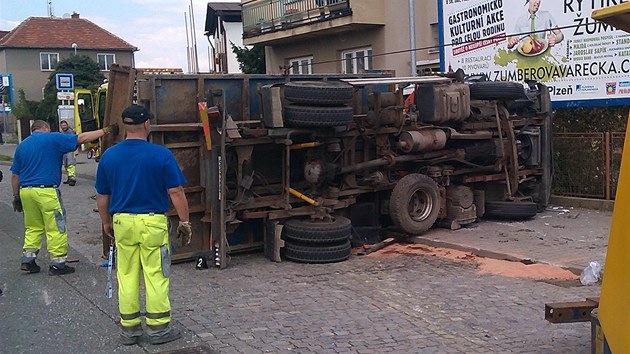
[113,213,171,334]
[20,187,67,265]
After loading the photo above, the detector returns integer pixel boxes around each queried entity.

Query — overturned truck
[102,64,552,268]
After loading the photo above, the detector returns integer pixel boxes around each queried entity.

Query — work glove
[13,195,22,213]
[177,221,193,247]
[103,123,119,136]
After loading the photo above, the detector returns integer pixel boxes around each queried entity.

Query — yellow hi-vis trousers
[113,213,172,336]
[63,152,76,178]
[63,151,77,178]
[66,164,76,178]
[20,187,67,265]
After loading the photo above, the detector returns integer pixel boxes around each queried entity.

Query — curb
[410,236,584,276]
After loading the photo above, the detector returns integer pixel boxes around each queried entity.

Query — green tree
[12,89,40,120]
[231,43,266,74]
[37,55,105,127]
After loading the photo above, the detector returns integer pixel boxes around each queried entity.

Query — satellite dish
[62,13,71,18]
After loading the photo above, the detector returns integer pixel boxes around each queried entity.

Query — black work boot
[120,324,143,346]
[68,178,76,186]
[48,264,75,276]
[148,328,182,345]
[20,260,41,273]
[120,334,141,346]
[63,177,70,184]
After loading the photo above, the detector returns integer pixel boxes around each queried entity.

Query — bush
[553,105,629,133]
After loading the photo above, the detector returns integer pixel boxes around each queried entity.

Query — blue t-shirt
[95,139,186,213]
[10,131,78,186]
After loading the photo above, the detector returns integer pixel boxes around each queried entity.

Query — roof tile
[0,16,136,50]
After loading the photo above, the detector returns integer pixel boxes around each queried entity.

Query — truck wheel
[283,216,352,244]
[389,174,440,235]
[484,201,537,220]
[283,240,352,263]
[469,82,527,100]
[284,105,353,127]
[284,81,354,106]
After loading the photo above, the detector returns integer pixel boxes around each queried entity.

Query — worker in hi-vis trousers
[95,104,192,346]
[11,120,118,275]
[59,120,78,186]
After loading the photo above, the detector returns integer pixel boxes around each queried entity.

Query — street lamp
[71,43,78,55]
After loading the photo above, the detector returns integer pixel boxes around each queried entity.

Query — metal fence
[552,132,625,200]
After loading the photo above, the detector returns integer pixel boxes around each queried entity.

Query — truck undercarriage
[102,65,552,268]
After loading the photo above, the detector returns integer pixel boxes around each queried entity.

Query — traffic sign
[55,73,74,90]
[56,91,75,100]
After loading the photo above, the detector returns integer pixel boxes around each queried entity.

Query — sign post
[0,74,12,140]
[55,73,75,129]
[55,73,74,90]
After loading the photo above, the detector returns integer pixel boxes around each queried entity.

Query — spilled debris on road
[365,242,578,281]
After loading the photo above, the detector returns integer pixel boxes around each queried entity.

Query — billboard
[439,0,630,106]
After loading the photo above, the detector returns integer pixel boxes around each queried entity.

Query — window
[341,47,372,74]
[428,23,439,54]
[40,52,59,71]
[289,56,313,74]
[97,53,116,71]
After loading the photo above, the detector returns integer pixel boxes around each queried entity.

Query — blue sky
[0,0,240,72]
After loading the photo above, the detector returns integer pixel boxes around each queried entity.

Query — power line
[305,21,600,69]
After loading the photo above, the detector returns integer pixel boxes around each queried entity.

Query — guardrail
[242,0,350,37]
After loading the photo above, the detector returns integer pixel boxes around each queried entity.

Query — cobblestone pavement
[171,253,596,354]
[0,144,603,353]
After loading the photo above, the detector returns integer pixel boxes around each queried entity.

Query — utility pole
[48,0,54,17]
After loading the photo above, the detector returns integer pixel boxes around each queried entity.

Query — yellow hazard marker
[592,4,630,352]
[591,3,630,33]
[198,102,212,151]
[598,106,630,353]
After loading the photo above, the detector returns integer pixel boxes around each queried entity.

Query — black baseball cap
[121,104,152,125]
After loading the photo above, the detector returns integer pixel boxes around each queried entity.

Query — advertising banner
[439,0,630,106]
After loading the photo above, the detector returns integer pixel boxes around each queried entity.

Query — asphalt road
[0,164,202,353]
[0,191,127,352]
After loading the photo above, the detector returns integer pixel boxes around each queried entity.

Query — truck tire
[283,216,352,244]
[283,105,353,127]
[284,81,354,106]
[389,174,440,235]
[283,240,352,263]
[469,82,527,100]
[484,201,537,220]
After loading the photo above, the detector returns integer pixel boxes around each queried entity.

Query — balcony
[242,0,384,45]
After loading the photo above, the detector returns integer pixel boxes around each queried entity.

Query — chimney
[71,12,80,19]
